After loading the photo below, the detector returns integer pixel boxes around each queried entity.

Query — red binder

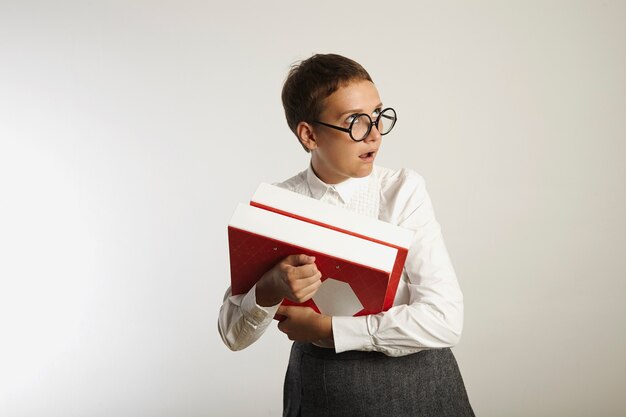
[228,183,414,317]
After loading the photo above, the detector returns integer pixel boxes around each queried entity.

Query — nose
[363,121,382,143]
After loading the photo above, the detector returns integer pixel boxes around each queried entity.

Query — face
[300,80,384,184]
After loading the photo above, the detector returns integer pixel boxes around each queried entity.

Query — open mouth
[359,151,376,160]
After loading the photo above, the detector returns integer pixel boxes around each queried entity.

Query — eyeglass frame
[311,107,398,142]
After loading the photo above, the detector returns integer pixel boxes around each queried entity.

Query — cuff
[240,284,281,326]
[331,315,374,353]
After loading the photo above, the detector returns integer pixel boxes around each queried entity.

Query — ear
[296,122,317,151]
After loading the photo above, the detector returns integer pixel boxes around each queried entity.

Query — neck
[310,160,349,185]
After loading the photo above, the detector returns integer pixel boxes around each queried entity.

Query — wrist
[318,315,333,340]
[255,274,284,307]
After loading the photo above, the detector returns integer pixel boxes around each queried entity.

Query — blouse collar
[305,164,371,204]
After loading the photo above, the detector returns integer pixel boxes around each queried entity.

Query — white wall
[1,1,624,416]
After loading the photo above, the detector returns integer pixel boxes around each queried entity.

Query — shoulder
[374,165,426,198]
[374,165,428,224]
[273,169,310,196]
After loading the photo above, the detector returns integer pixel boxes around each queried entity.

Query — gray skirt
[283,342,475,417]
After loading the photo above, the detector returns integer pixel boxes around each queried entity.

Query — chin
[352,165,374,178]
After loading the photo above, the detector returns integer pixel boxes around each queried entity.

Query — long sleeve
[218,166,464,356]
[218,284,281,351]
[331,170,464,357]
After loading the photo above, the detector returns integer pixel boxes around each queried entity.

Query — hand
[256,254,322,307]
[276,305,333,344]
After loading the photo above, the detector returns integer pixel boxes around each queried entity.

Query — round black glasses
[313,107,397,142]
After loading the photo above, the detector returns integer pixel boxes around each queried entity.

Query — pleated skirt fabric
[283,342,475,417]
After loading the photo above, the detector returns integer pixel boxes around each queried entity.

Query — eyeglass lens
[351,108,397,141]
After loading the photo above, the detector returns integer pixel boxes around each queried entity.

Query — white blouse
[218,165,464,357]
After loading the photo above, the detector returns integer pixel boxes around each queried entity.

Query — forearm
[217,285,281,351]
[339,172,464,357]
[330,234,465,357]
[219,254,323,350]
[332,296,463,357]
[255,275,284,307]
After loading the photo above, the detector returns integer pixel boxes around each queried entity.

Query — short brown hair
[281,54,373,152]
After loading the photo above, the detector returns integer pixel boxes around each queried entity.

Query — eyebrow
[337,103,384,118]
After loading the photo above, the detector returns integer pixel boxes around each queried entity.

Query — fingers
[276,306,320,342]
[284,270,322,302]
[277,305,314,318]
[277,306,291,335]
[282,262,320,283]
[284,254,316,267]
[277,318,288,335]
[290,270,322,289]
[289,278,322,303]
[295,262,320,278]
[277,305,290,317]
[275,254,323,303]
